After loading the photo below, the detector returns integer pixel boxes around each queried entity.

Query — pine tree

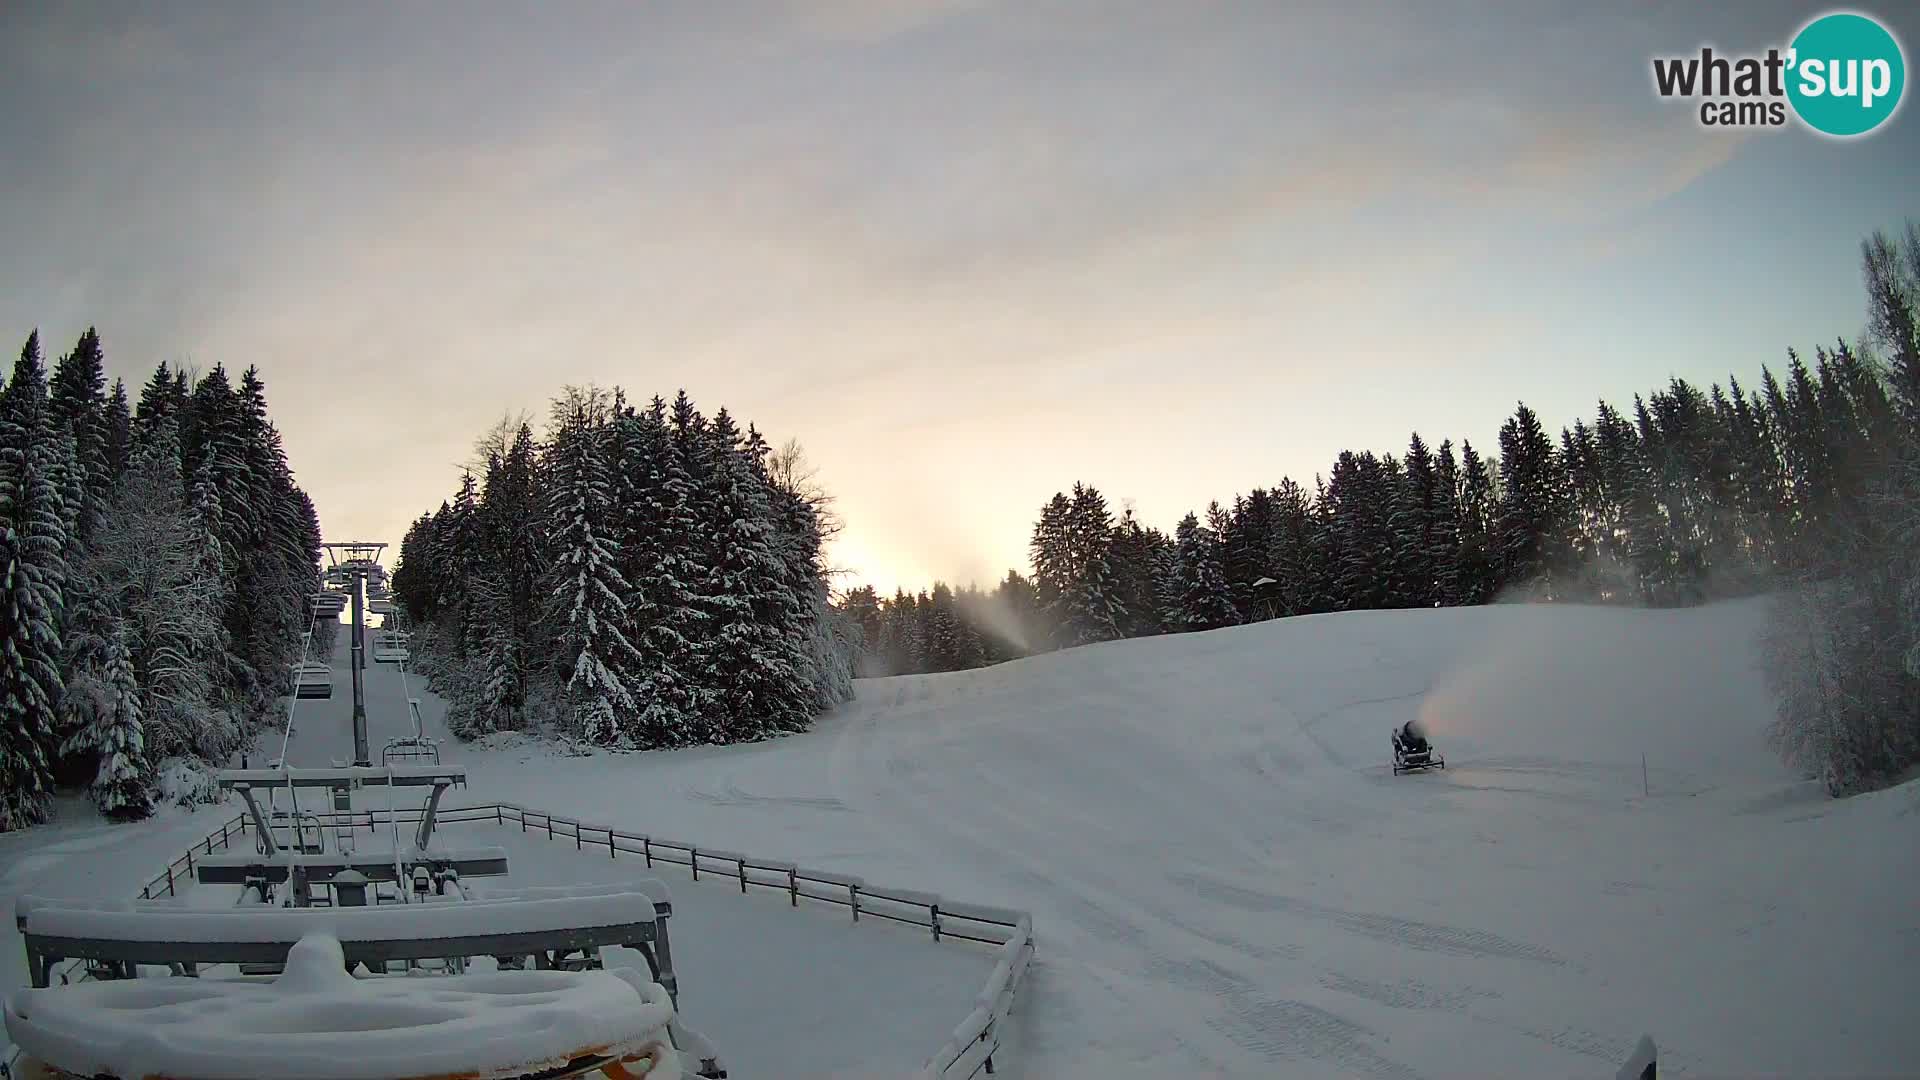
[49,328,111,546]
[61,619,152,820]
[134,362,183,440]
[1058,483,1124,647]
[104,378,132,487]
[755,427,847,712]
[0,333,69,830]
[840,585,885,674]
[1108,508,1164,637]
[629,393,714,746]
[1429,441,1464,605]
[994,570,1041,658]
[1495,403,1565,596]
[91,418,226,762]
[446,472,487,659]
[1266,478,1318,616]
[1223,490,1276,620]
[546,404,642,745]
[698,409,813,741]
[1322,452,1396,609]
[1028,493,1072,649]
[1456,440,1498,604]
[926,583,961,670]
[1397,434,1439,607]
[1175,512,1237,629]
[1151,543,1183,630]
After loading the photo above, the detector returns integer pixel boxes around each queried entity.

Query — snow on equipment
[371,631,409,665]
[6,928,687,1079]
[292,661,333,699]
[1391,718,1444,774]
[6,537,727,1079]
[7,765,727,1079]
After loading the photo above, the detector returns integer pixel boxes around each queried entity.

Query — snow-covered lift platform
[4,932,685,1080]
[14,886,674,989]
[5,749,731,1079]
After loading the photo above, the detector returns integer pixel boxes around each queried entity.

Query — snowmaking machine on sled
[1391,719,1444,774]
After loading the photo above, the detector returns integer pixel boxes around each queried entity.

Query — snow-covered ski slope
[7,597,1920,1078]
[430,597,1920,1079]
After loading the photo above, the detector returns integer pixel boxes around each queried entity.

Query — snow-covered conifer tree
[61,620,152,819]
[0,332,68,830]
[1175,511,1237,630]
[546,404,641,745]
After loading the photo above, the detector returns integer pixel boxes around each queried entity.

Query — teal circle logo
[1787,12,1906,136]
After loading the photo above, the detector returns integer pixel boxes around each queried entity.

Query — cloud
[0,2,1799,591]
[780,0,988,41]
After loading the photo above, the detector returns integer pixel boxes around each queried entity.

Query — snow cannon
[2,931,685,1079]
[1391,717,1444,774]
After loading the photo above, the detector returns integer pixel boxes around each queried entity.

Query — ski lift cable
[394,625,422,740]
[277,607,325,769]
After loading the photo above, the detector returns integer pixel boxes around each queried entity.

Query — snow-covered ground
[7,598,1920,1078]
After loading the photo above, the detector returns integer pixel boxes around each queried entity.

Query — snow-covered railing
[133,801,1035,1078]
[136,814,250,899]
[487,804,1035,1079]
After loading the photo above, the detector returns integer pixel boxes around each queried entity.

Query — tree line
[392,387,855,751]
[840,225,1920,795]
[0,331,321,830]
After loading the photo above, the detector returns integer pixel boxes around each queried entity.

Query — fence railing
[131,801,1034,1079]
[137,814,248,900]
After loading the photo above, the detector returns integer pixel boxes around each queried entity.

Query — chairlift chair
[292,661,332,699]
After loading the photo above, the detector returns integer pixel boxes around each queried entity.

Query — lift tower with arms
[321,540,387,767]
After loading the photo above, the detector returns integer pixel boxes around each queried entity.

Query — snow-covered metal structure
[292,661,332,700]
[4,546,729,1079]
[383,699,441,766]
[371,631,409,665]
[7,923,690,1078]
[6,764,726,1079]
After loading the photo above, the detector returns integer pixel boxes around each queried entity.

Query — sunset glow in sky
[3,2,1915,596]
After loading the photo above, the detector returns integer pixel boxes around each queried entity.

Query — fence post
[642,837,651,867]
[575,820,582,850]
[165,864,174,896]
[691,848,699,881]
[930,902,941,943]
[788,868,798,907]
[738,858,748,893]
[546,814,553,841]
[849,883,860,923]
[496,805,503,826]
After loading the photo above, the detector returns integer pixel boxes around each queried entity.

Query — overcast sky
[3,2,1914,595]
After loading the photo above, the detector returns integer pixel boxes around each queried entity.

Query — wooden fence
[132,801,1034,1079]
